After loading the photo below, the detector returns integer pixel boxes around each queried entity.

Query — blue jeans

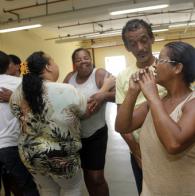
[130,153,143,195]
[0,146,39,196]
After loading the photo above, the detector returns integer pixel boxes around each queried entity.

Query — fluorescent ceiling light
[169,22,195,28]
[110,0,169,15]
[169,23,187,28]
[91,42,117,48]
[153,28,169,32]
[0,24,42,33]
[83,30,121,39]
[189,22,195,26]
[55,30,121,43]
[155,38,165,42]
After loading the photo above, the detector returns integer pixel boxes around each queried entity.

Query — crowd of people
[0,18,195,196]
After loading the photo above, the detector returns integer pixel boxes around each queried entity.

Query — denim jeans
[0,146,39,196]
[131,153,143,195]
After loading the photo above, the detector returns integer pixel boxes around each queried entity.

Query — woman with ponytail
[10,51,87,196]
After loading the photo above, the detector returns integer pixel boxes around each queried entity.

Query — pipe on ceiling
[3,0,69,13]
[57,8,193,29]
[0,0,148,24]
[45,19,195,41]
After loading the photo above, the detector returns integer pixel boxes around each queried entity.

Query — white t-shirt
[0,74,21,148]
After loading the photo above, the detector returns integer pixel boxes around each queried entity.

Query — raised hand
[128,68,148,94]
[138,70,159,102]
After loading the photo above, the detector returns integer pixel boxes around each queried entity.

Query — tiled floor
[82,103,138,196]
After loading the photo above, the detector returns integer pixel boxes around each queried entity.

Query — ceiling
[0,0,195,43]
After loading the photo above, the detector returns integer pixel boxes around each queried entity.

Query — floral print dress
[10,82,87,179]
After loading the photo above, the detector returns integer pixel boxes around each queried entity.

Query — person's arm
[0,88,13,102]
[117,104,142,168]
[87,68,116,113]
[115,70,148,133]
[150,98,195,154]
[139,71,195,154]
[95,68,116,102]
[121,133,142,168]
[88,74,115,112]
[98,74,115,93]
[115,69,147,168]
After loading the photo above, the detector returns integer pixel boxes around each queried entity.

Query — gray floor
[82,103,138,196]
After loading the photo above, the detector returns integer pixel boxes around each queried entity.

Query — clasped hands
[129,67,159,102]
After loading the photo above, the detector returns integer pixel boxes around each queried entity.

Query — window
[153,52,160,58]
[105,56,126,76]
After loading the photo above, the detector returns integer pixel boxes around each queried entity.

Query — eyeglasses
[155,58,178,65]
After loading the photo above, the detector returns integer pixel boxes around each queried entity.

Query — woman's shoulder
[182,91,195,111]
[95,68,107,77]
[63,71,76,83]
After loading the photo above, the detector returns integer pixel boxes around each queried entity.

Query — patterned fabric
[10,82,87,179]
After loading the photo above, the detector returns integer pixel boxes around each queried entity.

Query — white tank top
[69,68,106,138]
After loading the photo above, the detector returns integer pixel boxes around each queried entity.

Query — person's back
[11,81,86,178]
[0,50,39,196]
[10,51,87,196]
[0,74,21,148]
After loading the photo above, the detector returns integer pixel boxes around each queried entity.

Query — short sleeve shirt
[10,82,87,178]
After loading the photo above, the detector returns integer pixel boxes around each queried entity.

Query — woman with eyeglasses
[115,41,195,196]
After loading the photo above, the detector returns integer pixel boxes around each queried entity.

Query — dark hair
[9,54,21,65]
[22,51,49,114]
[165,41,195,85]
[71,48,91,64]
[0,51,10,74]
[122,19,154,51]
